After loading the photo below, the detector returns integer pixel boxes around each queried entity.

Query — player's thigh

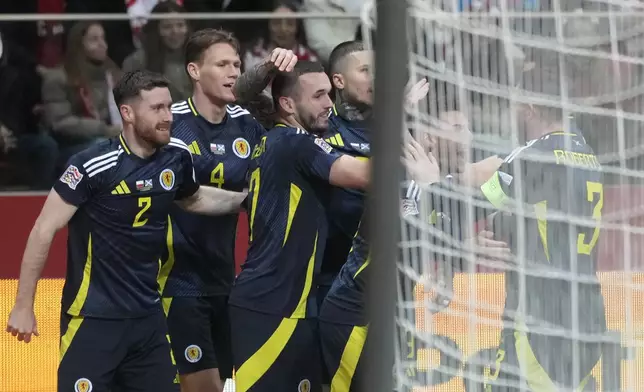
[209,295,234,379]
[114,311,177,392]
[319,321,368,392]
[58,313,127,392]
[230,306,322,392]
[165,296,217,375]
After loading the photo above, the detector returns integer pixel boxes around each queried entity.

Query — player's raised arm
[234,47,298,106]
[7,188,79,343]
[176,186,248,216]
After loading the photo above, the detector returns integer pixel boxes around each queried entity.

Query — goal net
[361,0,644,391]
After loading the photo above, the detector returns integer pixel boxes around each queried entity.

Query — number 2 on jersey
[577,181,603,255]
[133,197,152,227]
[210,162,225,188]
[248,168,261,241]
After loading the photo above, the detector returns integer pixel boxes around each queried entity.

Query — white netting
[361,1,644,391]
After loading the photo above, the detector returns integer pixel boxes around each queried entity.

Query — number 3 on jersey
[133,197,152,227]
[577,181,603,255]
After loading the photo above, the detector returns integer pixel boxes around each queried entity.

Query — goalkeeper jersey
[480,131,606,336]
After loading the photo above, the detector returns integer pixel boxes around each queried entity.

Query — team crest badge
[60,165,84,190]
[232,138,251,159]
[159,169,175,191]
[298,379,311,392]
[74,378,92,392]
[184,344,202,363]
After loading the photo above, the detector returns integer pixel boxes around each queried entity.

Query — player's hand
[266,48,298,72]
[6,306,39,343]
[0,125,17,154]
[402,138,441,185]
[405,78,430,106]
[473,230,513,268]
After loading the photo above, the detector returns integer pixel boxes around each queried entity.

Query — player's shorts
[164,295,233,377]
[319,320,368,392]
[229,305,322,392]
[58,310,177,392]
[482,327,600,392]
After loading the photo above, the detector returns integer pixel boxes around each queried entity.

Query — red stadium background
[1,187,643,391]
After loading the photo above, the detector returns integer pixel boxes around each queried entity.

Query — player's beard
[303,112,329,136]
[136,121,171,149]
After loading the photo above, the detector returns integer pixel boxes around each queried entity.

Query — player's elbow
[329,155,370,190]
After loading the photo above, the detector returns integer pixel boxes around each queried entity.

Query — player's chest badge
[136,179,153,192]
[232,137,251,159]
[210,143,226,155]
[160,169,175,191]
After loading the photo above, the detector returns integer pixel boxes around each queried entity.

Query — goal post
[362,0,644,391]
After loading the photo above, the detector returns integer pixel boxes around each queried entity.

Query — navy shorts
[229,305,322,392]
[319,320,368,392]
[58,310,177,392]
[164,295,233,377]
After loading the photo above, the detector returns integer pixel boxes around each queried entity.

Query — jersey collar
[119,134,131,155]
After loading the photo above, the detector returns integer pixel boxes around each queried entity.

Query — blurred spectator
[42,21,122,166]
[0,31,59,189]
[243,1,317,72]
[123,1,192,100]
[65,0,135,66]
[302,0,364,62]
[182,0,269,44]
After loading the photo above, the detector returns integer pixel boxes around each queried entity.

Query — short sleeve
[293,135,342,181]
[175,149,200,200]
[54,155,94,206]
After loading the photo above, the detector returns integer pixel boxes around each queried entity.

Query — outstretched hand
[405,78,430,106]
[402,137,440,185]
[266,48,298,72]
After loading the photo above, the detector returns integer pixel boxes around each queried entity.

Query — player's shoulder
[226,104,251,119]
[69,137,124,178]
[171,100,193,116]
[163,137,192,156]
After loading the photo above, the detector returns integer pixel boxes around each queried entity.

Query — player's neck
[335,94,371,122]
[191,92,227,124]
[122,129,156,158]
[276,115,305,131]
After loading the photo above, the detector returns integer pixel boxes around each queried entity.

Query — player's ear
[278,96,296,115]
[332,73,345,90]
[119,104,135,123]
[186,62,199,81]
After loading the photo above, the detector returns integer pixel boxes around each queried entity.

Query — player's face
[158,16,188,51]
[337,50,373,107]
[269,6,298,49]
[429,111,472,174]
[193,43,241,104]
[294,72,333,134]
[132,87,174,147]
[83,24,108,63]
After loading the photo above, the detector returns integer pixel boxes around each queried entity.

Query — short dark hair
[328,40,365,76]
[272,61,326,111]
[184,28,240,69]
[113,70,170,106]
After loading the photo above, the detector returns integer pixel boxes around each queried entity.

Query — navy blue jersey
[319,107,371,286]
[54,135,199,319]
[229,125,342,318]
[159,98,265,297]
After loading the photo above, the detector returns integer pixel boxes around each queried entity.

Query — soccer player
[478,69,606,390]
[5,70,247,392]
[228,60,377,392]
[158,29,297,392]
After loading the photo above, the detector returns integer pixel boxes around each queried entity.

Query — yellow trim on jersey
[290,233,318,319]
[284,184,302,246]
[188,141,202,155]
[332,104,338,116]
[67,234,93,316]
[480,172,509,209]
[59,315,84,362]
[353,255,370,279]
[274,123,288,128]
[534,201,550,262]
[330,325,369,392]
[187,97,198,116]
[326,134,345,147]
[111,180,131,195]
[158,215,175,296]
[119,134,131,155]
[235,318,299,392]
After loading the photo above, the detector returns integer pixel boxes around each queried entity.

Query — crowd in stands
[0,0,362,190]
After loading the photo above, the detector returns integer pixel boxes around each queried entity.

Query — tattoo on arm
[234,61,276,106]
